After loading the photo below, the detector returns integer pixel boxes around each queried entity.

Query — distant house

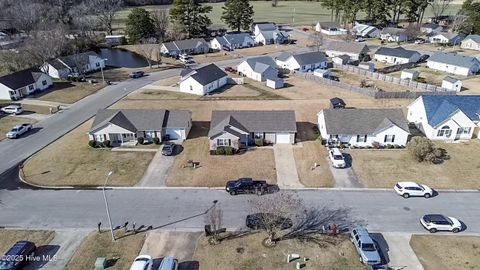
[42,51,105,79]
[210,33,254,50]
[317,108,410,147]
[324,41,369,61]
[358,62,374,71]
[275,51,328,72]
[461,35,480,51]
[407,96,480,141]
[251,22,288,45]
[252,22,276,36]
[315,22,347,36]
[88,109,192,146]
[420,23,442,34]
[428,32,464,45]
[401,70,419,81]
[332,55,351,65]
[179,64,228,96]
[208,110,297,150]
[380,28,408,43]
[353,23,380,38]
[105,35,125,46]
[374,47,421,64]
[329,97,346,109]
[160,38,209,57]
[441,76,462,92]
[237,56,278,82]
[0,68,52,100]
[427,52,480,76]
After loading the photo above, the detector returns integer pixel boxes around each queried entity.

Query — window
[28,85,34,90]
[217,138,230,146]
[384,135,395,143]
[356,135,367,143]
[457,127,471,135]
[42,80,47,86]
[189,85,193,91]
[96,62,100,67]
[254,132,264,139]
[437,125,452,137]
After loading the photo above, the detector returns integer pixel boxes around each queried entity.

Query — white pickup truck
[6,124,32,139]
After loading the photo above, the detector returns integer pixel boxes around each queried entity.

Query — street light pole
[100,58,108,84]
[102,171,115,241]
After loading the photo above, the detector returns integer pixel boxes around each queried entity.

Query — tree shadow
[187,121,210,139]
[342,153,353,169]
[179,261,200,270]
[296,122,319,143]
[30,82,75,98]
[15,127,43,139]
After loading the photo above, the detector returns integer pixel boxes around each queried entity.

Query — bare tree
[151,9,169,42]
[343,29,356,42]
[86,0,124,35]
[404,23,422,41]
[136,40,158,68]
[248,191,305,247]
[308,31,324,52]
[428,0,453,23]
[205,202,223,245]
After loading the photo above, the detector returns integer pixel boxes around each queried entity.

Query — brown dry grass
[331,69,414,92]
[23,120,155,187]
[36,82,106,104]
[294,141,335,187]
[66,231,146,270]
[239,44,300,56]
[193,233,368,270]
[350,141,480,189]
[410,235,480,270]
[0,116,36,140]
[459,76,480,95]
[0,230,55,255]
[192,51,239,64]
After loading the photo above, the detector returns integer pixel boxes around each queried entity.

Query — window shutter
[392,135,395,142]
[228,139,231,146]
[384,135,387,143]
[364,135,367,142]
[356,135,360,142]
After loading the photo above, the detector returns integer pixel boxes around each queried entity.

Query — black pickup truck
[225,178,269,195]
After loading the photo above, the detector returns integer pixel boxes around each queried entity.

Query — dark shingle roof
[375,47,420,59]
[208,110,297,137]
[0,68,45,90]
[162,38,208,51]
[48,51,100,70]
[428,52,480,68]
[325,41,369,54]
[321,109,409,134]
[381,27,406,35]
[421,96,480,127]
[183,64,227,86]
[291,51,328,66]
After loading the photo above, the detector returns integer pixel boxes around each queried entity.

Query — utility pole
[102,171,115,241]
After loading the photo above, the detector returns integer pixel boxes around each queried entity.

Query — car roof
[423,214,448,222]
[4,105,21,108]
[159,256,177,269]
[5,241,34,255]
[397,181,420,187]
[353,226,369,235]
[330,148,342,155]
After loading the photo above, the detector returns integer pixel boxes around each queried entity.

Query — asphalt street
[0,188,478,234]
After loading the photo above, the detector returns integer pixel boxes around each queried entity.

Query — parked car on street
[355,37,365,42]
[1,105,23,115]
[224,66,236,73]
[350,226,382,265]
[0,241,36,270]
[129,71,144,79]
[246,213,293,230]
[328,148,346,168]
[158,256,178,270]
[6,124,32,139]
[394,182,433,198]
[225,178,269,195]
[130,255,153,270]
[414,38,426,44]
[161,143,175,156]
[420,214,462,233]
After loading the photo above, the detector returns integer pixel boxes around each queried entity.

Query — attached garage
[164,128,184,140]
[276,133,293,144]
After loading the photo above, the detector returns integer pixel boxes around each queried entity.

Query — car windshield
[135,257,149,262]
[10,128,19,132]
[333,155,343,160]
[362,243,376,251]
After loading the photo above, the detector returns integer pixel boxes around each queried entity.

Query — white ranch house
[428,32,464,45]
[374,47,421,64]
[324,41,369,61]
[160,38,209,57]
[461,35,480,51]
[0,68,52,100]
[315,22,347,36]
[210,33,254,50]
[427,52,480,76]
[237,56,278,82]
[380,28,408,42]
[179,64,227,96]
[42,51,105,79]
[353,23,380,38]
[275,51,328,72]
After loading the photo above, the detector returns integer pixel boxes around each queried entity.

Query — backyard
[22,120,155,187]
[349,141,480,189]
[330,69,415,92]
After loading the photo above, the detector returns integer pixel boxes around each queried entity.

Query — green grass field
[114,1,462,32]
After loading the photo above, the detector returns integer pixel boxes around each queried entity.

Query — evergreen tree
[126,8,155,44]
[170,0,212,38]
[221,0,254,32]
[459,0,480,34]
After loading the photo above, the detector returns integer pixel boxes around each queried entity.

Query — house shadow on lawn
[296,122,319,143]
[30,81,76,99]
[187,121,210,139]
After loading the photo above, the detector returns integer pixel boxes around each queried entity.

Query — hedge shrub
[255,139,264,147]
[137,137,144,145]
[102,140,111,148]
[216,147,226,155]
[88,140,96,148]
[225,147,234,155]
[153,137,160,145]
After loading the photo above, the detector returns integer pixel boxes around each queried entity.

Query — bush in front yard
[137,137,144,145]
[216,147,225,155]
[88,140,96,148]
[224,147,234,155]
[255,139,264,147]
[407,137,436,162]
[102,140,111,148]
[153,137,160,145]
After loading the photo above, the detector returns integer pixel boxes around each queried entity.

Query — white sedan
[394,181,433,198]
[420,214,462,233]
[129,255,153,270]
[6,124,32,139]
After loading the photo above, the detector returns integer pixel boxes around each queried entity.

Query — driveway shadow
[24,245,60,270]
[18,127,43,138]
[342,153,353,169]
[370,233,390,265]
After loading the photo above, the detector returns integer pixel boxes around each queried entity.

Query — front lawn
[410,235,480,270]
[0,230,55,255]
[294,141,334,187]
[0,116,36,141]
[23,120,155,187]
[35,81,106,104]
[350,141,480,189]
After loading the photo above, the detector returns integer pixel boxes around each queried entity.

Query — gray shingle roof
[256,23,276,31]
[223,32,253,46]
[429,31,462,40]
[291,51,327,66]
[0,68,44,90]
[183,64,227,86]
[375,47,420,59]
[162,38,208,51]
[428,52,480,68]
[464,34,480,43]
[245,56,277,73]
[208,110,297,137]
[49,51,99,70]
[89,109,191,133]
[325,41,369,54]
[381,27,406,35]
[276,52,292,62]
[318,21,342,30]
[321,109,409,135]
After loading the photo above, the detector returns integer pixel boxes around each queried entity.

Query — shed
[329,97,346,109]
[266,77,284,89]
[441,76,462,92]
[314,69,332,78]
[358,62,375,71]
[401,70,419,80]
[333,55,350,65]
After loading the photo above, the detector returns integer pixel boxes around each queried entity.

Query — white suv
[329,148,346,168]
[129,255,153,270]
[1,105,23,115]
[420,214,462,233]
[394,182,433,198]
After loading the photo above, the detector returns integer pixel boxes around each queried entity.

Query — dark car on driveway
[161,143,175,156]
[246,213,293,230]
[0,241,36,270]
[225,178,269,195]
[129,71,145,79]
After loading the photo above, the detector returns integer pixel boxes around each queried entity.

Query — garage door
[276,133,291,144]
[165,128,183,140]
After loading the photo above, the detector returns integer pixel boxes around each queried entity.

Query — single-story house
[380,28,408,43]
[315,22,347,36]
[314,69,332,78]
[428,32,464,45]
[237,56,278,82]
[210,32,255,50]
[252,22,277,36]
[374,47,421,64]
[353,23,380,38]
[88,109,192,146]
[329,97,346,109]
[317,108,410,147]
[42,51,105,79]
[401,70,419,80]
[441,76,462,92]
[179,64,228,96]
[407,95,480,140]
[275,51,328,72]
[208,110,297,150]
[324,41,370,61]
[426,52,480,76]
[0,68,52,100]
[420,23,442,34]
[254,29,288,45]
[461,35,480,51]
[160,38,209,57]
[332,55,351,65]
[105,35,125,46]
[266,77,284,89]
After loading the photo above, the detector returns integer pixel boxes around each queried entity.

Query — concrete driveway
[379,233,424,270]
[273,144,304,188]
[137,147,176,187]
[327,152,363,188]
[140,230,202,269]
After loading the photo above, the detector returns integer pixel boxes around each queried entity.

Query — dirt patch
[410,235,480,270]
[331,69,414,92]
